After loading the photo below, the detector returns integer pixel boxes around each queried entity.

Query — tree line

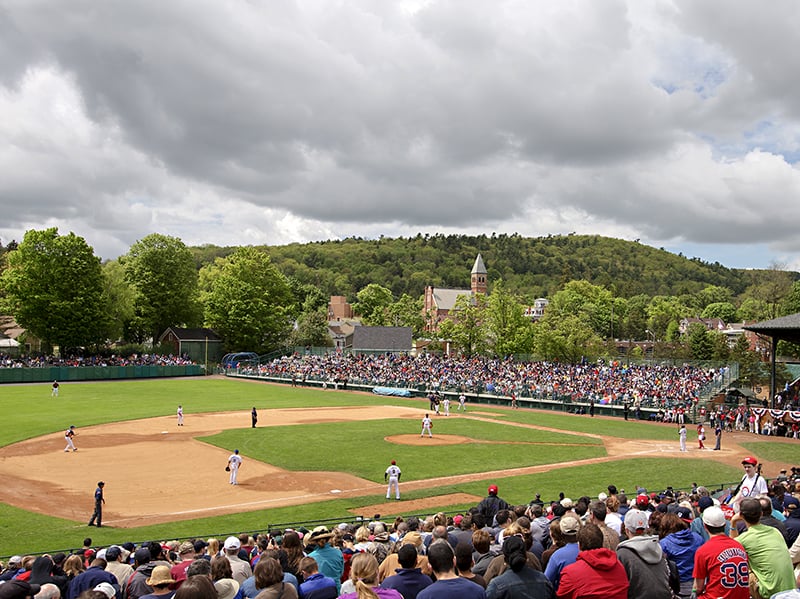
[1,230,798,380]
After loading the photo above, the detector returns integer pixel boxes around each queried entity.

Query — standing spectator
[417,543,485,599]
[556,523,628,599]
[730,457,768,510]
[731,497,796,599]
[691,506,749,599]
[478,486,510,526]
[485,536,552,599]
[616,509,673,599]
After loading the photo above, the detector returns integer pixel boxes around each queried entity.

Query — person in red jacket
[556,523,629,599]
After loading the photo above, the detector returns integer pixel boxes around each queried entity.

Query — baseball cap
[784,495,800,511]
[624,509,648,532]
[697,496,714,512]
[560,497,574,509]
[178,541,195,555]
[675,506,693,523]
[93,582,116,599]
[702,506,726,528]
[741,456,758,466]
[453,515,463,526]
[223,536,241,550]
[488,485,498,495]
[559,516,580,535]
[636,494,650,508]
[598,492,608,501]
[193,540,209,553]
[391,460,396,465]
[0,580,41,599]
[105,546,122,561]
[134,547,151,564]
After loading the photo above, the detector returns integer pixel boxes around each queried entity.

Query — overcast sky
[2,1,799,270]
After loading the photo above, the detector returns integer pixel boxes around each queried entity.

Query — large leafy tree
[0,228,110,351]
[437,294,488,356]
[386,293,426,336]
[123,234,201,342]
[533,313,604,362]
[546,280,615,338]
[352,283,394,325]
[485,280,535,356]
[200,247,294,353]
[101,259,135,343]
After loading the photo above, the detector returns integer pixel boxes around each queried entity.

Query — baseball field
[0,375,797,557]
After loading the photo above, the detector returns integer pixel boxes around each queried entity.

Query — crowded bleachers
[0,354,195,369]
[2,470,799,599]
[248,352,728,409]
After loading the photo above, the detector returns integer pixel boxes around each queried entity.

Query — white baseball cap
[223,536,241,550]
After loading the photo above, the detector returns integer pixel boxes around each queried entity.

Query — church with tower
[423,253,488,332]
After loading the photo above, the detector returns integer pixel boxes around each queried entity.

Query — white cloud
[0,0,798,270]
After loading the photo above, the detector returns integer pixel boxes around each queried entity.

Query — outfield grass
[0,377,746,556]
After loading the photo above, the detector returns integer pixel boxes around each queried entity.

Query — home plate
[330,489,342,494]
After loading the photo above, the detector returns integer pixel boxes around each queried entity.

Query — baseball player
[177,405,184,426]
[458,393,466,411]
[385,460,401,500]
[64,425,77,452]
[420,414,433,438]
[442,396,450,416]
[679,424,687,452]
[51,381,59,397]
[227,449,243,485]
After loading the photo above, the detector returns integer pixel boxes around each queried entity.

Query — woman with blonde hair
[338,553,401,599]
[62,554,86,581]
[353,526,371,552]
[207,538,221,558]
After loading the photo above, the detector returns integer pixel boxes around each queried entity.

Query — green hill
[190,233,793,302]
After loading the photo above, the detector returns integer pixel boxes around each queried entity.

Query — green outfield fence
[0,364,205,384]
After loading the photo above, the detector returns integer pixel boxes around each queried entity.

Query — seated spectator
[249,558,297,599]
[658,512,703,599]
[28,556,68,598]
[485,535,552,599]
[173,576,216,599]
[544,516,581,594]
[377,533,430,583]
[379,545,432,599]
[338,553,400,599]
[297,558,336,599]
[617,509,673,599]
[210,556,241,599]
[139,566,175,599]
[416,542,484,599]
[454,543,486,589]
[556,523,628,599]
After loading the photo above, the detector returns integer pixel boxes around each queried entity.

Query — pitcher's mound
[386,434,471,446]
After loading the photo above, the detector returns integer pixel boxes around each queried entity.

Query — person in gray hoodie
[616,509,674,599]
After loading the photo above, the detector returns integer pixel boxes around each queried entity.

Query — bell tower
[471,253,487,295]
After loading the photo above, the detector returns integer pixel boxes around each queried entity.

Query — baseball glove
[225,466,231,472]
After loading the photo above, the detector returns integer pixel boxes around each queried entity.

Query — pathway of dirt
[0,402,795,528]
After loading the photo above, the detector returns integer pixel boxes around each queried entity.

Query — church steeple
[471,253,487,295]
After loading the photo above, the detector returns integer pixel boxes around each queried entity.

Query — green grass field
[0,377,746,557]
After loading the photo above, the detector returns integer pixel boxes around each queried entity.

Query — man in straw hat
[304,526,343,593]
[143,565,176,598]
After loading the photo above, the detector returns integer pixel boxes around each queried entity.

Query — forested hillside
[190,234,785,302]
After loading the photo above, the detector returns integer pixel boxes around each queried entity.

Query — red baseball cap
[741,456,757,466]
[488,485,498,495]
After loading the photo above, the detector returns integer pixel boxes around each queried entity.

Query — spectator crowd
[250,353,728,410]
[0,354,195,369]
[3,466,800,599]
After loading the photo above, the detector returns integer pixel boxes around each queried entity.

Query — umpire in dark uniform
[88,481,105,527]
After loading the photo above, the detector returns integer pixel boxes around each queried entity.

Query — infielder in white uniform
[458,393,466,411]
[64,425,77,452]
[678,424,687,452]
[420,414,433,438]
[385,460,401,499]
[442,397,450,416]
[227,449,243,485]
[177,405,184,426]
